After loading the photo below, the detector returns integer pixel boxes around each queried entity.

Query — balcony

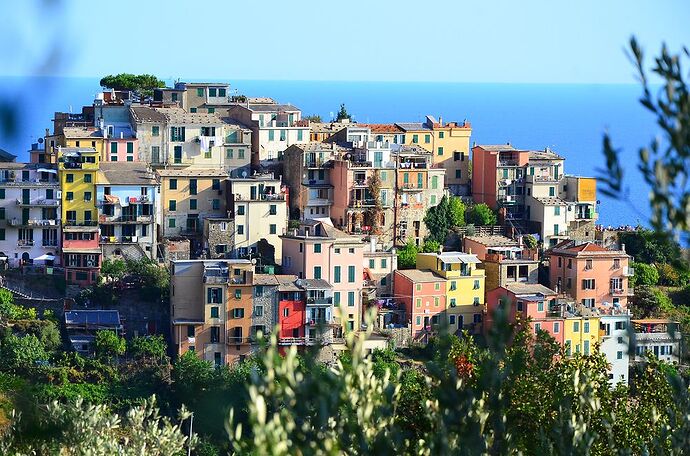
[610,288,632,296]
[306,297,333,305]
[234,192,286,202]
[41,240,58,248]
[349,199,376,208]
[16,198,59,207]
[526,174,559,183]
[278,337,306,345]
[400,183,424,191]
[305,159,333,169]
[17,239,34,247]
[397,162,428,170]
[226,334,251,345]
[100,235,140,244]
[353,179,368,187]
[350,161,372,168]
[307,318,330,326]
[0,179,59,187]
[622,267,634,277]
[99,215,154,224]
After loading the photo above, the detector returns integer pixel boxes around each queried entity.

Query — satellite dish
[241,170,248,178]
[251,258,257,265]
[38,138,44,144]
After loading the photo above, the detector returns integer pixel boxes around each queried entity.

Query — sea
[0,77,661,227]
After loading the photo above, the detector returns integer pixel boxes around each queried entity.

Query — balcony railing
[0,179,59,187]
[400,183,424,191]
[397,162,428,169]
[42,240,58,247]
[16,198,59,207]
[234,193,286,202]
[100,236,140,244]
[622,267,634,276]
[203,274,229,284]
[17,239,34,247]
[8,219,60,227]
[349,199,376,208]
[99,215,154,223]
[306,297,333,305]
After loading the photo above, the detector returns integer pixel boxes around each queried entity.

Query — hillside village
[0,78,683,388]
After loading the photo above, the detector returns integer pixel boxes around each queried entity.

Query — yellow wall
[563,316,600,356]
[577,177,597,201]
[59,151,99,224]
[159,173,227,236]
[404,126,471,187]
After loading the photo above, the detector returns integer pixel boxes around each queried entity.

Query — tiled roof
[63,127,103,139]
[532,196,566,206]
[160,108,223,125]
[247,103,301,112]
[360,124,403,133]
[550,241,629,257]
[276,274,301,291]
[254,274,279,286]
[464,235,518,247]
[130,106,167,123]
[97,162,157,185]
[395,122,430,132]
[505,283,556,296]
[0,148,17,162]
[528,149,564,160]
[299,278,332,289]
[156,168,228,177]
[474,144,518,152]
[567,242,609,252]
[395,269,445,282]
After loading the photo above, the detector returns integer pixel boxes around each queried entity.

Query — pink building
[62,225,101,286]
[281,219,364,332]
[472,144,529,210]
[463,234,520,261]
[485,283,563,344]
[393,269,447,341]
[549,241,633,310]
[105,136,139,162]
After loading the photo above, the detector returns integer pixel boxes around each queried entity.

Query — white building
[0,163,60,267]
[599,312,631,386]
[633,319,682,364]
[228,174,288,266]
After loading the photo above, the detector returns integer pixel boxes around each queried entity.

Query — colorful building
[397,116,472,195]
[416,251,485,333]
[549,241,633,310]
[632,319,682,364]
[393,268,447,342]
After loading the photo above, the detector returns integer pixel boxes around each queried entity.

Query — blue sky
[0,0,688,83]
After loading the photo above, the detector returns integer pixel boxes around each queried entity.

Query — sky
[0,0,688,83]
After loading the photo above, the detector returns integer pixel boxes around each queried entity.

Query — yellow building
[563,316,600,356]
[416,251,485,333]
[398,116,472,195]
[62,127,106,161]
[58,147,99,225]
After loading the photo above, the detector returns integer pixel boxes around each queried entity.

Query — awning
[488,246,521,252]
[34,253,55,261]
[104,194,120,204]
[37,168,58,174]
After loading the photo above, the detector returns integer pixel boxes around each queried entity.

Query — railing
[41,240,58,247]
[305,160,332,168]
[635,332,682,342]
[278,337,306,345]
[526,174,559,183]
[350,161,372,168]
[99,215,154,223]
[353,179,367,187]
[16,198,59,207]
[397,162,428,169]
[100,236,140,244]
[234,193,286,202]
[307,297,333,305]
[0,179,59,187]
[400,183,424,191]
[203,274,229,284]
[64,220,100,227]
[349,199,376,208]
[307,318,330,326]
[17,239,34,247]
[623,267,634,276]
[226,334,250,344]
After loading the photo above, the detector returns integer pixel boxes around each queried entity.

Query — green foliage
[172,351,214,399]
[619,229,686,268]
[370,348,399,379]
[2,396,193,455]
[126,259,170,302]
[0,290,37,321]
[37,320,61,352]
[335,103,351,121]
[420,239,440,253]
[657,262,684,286]
[635,262,660,286]
[423,195,466,244]
[523,234,538,249]
[466,203,498,226]
[100,73,166,97]
[1,334,47,370]
[94,331,126,361]
[304,114,322,123]
[397,240,418,269]
[129,335,167,361]
[100,258,127,281]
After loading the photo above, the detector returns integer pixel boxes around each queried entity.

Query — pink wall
[329,161,352,228]
[463,238,489,260]
[105,139,139,162]
[485,287,563,343]
[549,253,630,308]
[394,271,446,336]
[471,146,498,209]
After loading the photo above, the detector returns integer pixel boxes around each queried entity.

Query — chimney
[621,243,626,253]
[370,236,377,253]
[438,115,443,126]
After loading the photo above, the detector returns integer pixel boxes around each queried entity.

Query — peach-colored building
[281,219,364,332]
[393,269,447,341]
[549,241,633,310]
[472,144,529,210]
[485,283,564,344]
[105,136,139,162]
[463,234,519,261]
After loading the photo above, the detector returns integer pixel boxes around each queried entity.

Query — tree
[0,289,37,321]
[423,195,452,243]
[523,234,538,249]
[100,73,165,97]
[1,333,47,369]
[2,396,193,455]
[101,258,127,282]
[634,262,659,286]
[38,320,62,352]
[448,196,466,227]
[172,351,214,399]
[397,241,418,269]
[94,330,126,361]
[367,171,383,235]
[421,240,440,253]
[657,262,682,286]
[304,114,322,123]
[129,335,167,361]
[335,103,351,121]
[466,203,498,226]
[618,229,685,268]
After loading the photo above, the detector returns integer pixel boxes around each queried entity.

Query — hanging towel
[199,136,210,154]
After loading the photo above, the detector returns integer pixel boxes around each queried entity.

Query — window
[226,148,234,159]
[517,301,523,311]
[269,224,276,234]
[554,322,560,333]
[0,208,4,219]
[584,321,590,333]
[348,265,355,283]
[66,192,74,201]
[434,297,440,307]
[585,259,593,270]
[535,323,541,332]
[416,298,421,308]
[126,142,134,154]
[197,88,204,97]
[473,279,480,290]
[234,289,242,300]
[189,199,197,210]
[613,258,621,269]
[0,228,4,241]
[169,200,177,211]
[554,206,560,215]
[237,225,244,235]
[549,186,555,197]
[455,170,461,179]
[236,205,245,216]
[210,306,219,318]
[297,130,303,141]
[208,87,217,97]
[282,307,289,317]
[473,297,480,306]
[565,340,572,356]
[168,218,176,228]
[238,149,245,159]
[152,126,160,136]
[110,142,117,154]
[553,224,559,235]
[169,179,177,190]
[450,298,456,307]
[437,147,443,155]
[537,301,544,312]
[617,351,623,360]
[568,259,572,269]
[66,174,74,183]
[449,315,456,325]
[573,321,580,332]
[189,179,197,195]
[170,126,186,141]
[84,192,92,202]
[314,266,322,279]
[584,340,590,355]
[582,279,596,290]
[280,130,286,141]
[334,266,341,283]
[614,321,626,330]
[412,134,418,143]
[416,316,421,326]
[210,327,220,343]
[126,156,133,162]
[269,204,277,215]
[212,199,220,210]
[314,243,321,253]
[381,259,387,268]
[349,248,354,254]
[368,259,375,269]
[348,291,355,307]
[424,134,431,144]
[434,283,440,291]
[334,292,340,306]
[334,248,341,254]
[268,130,275,141]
